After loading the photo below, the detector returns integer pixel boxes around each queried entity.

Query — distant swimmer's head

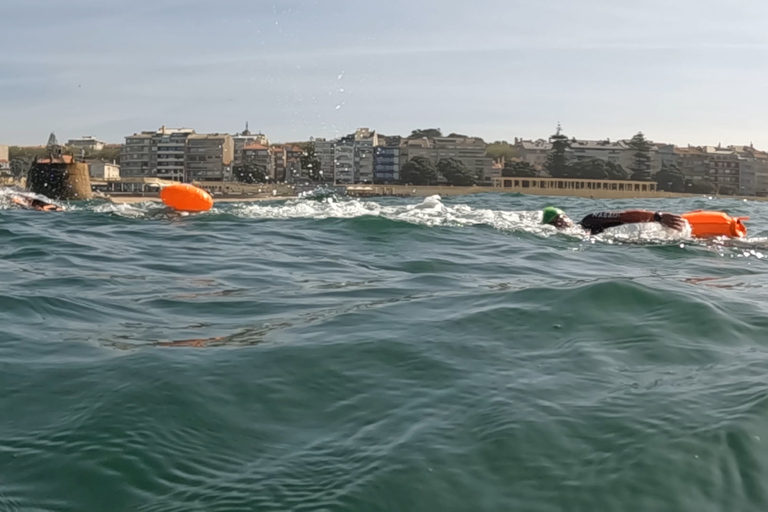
[542,206,573,229]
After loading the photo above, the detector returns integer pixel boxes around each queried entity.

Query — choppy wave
[3,189,768,510]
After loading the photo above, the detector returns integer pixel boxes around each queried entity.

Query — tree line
[502,126,718,194]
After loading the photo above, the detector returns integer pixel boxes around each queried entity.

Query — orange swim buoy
[160,183,213,212]
[682,210,748,238]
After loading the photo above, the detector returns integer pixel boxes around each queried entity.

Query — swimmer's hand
[659,212,685,231]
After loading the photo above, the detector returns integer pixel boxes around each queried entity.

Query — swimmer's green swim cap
[542,206,565,225]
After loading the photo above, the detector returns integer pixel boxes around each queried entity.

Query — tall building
[674,146,708,182]
[314,138,336,179]
[240,144,275,179]
[401,136,493,183]
[186,134,234,181]
[702,146,740,192]
[233,124,269,165]
[122,127,235,182]
[274,145,304,182]
[374,136,402,183]
[333,140,355,184]
[154,128,195,181]
[731,145,768,196]
[331,128,379,184]
[121,132,154,178]
[514,139,552,170]
[567,139,662,175]
[67,136,106,152]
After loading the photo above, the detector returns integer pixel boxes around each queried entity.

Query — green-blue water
[2,190,768,512]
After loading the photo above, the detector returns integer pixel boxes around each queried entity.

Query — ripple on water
[1,193,768,511]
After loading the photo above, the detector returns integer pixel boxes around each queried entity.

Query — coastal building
[0,144,9,175]
[731,145,768,196]
[674,146,708,182]
[702,146,740,193]
[154,128,195,182]
[241,144,275,179]
[353,130,377,184]
[400,136,493,183]
[373,136,402,183]
[67,136,106,153]
[89,161,120,180]
[314,138,336,179]
[186,134,234,181]
[121,127,195,181]
[232,124,269,165]
[493,176,658,197]
[121,132,154,178]
[333,140,355,184]
[274,144,303,182]
[514,139,551,170]
[567,139,662,175]
[330,129,379,184]
[654,143,678,171]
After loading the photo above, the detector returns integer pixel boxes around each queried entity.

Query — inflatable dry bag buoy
[160,183,213,212]
[682,210,748,238]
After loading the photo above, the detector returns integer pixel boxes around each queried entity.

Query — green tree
[408,128,443,139]
[604,161,629,180]
[545,124,572,178]
[654,163,686,192]
[570,159,609,180]
[299,142,323,181]
[447,133,468,138]
[233,163,268,184]
[400,156,438,185]
[628,132,653,181]
[486,141,517,161]
[502,160,537,177]
[438,158,476,186]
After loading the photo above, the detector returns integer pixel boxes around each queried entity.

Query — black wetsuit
[578,212,626,235]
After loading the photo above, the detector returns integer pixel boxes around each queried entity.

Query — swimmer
[12,195,65,212]
[542,206,685,235]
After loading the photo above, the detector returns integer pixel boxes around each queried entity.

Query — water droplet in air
[337,72,345,80]
[339,88,345,93]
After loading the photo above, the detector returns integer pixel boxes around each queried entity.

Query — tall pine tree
[545,124,572,178]
[628,132,653,181]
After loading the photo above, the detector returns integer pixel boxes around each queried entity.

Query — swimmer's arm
[580,210,684,234]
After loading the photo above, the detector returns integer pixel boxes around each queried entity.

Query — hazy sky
[3,0,767,146]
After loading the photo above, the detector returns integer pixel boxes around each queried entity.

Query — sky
[2,0,768,147]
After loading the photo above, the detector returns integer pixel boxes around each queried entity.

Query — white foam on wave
[0,187,66,211]
[234,194,556,233]
[232,194,699,243]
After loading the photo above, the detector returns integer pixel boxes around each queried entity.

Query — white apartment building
[187,134,234,181]
[89,161,120,180]
[333,140,355,184]
[121,127,194,181]
[67,136,106,152]
[514,139,552,170]
[314,138,336,179]
[400,136,493,182]
[568,139,662,174]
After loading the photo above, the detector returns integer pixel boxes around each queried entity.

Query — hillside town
[3,124,768,197]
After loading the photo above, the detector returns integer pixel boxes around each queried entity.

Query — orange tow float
[160,183,213,212]
[682,210,749,238]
